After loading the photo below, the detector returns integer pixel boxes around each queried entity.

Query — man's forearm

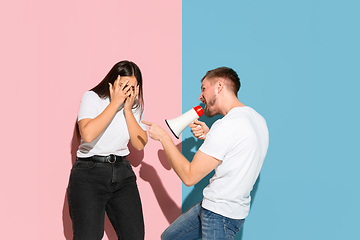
[160,135,193,185]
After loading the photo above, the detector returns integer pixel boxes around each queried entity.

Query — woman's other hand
[108,75,132,106]
[124,84,139,111]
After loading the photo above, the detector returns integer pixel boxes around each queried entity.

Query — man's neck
[220,96,245,115]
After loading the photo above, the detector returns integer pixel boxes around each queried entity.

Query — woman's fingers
[122,83,133,98]
[113,75,121,90]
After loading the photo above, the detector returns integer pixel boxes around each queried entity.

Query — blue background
[182,0,360,239]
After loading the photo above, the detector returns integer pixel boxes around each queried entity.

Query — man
[142,67,269,240]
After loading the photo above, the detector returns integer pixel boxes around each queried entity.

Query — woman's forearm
[124,109,148,150]
[79,101,120,143]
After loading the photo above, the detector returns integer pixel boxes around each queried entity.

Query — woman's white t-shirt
[76,91,146,158]
[199,106,269,219]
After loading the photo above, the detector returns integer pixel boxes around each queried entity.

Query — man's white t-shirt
[76,91,146,158]
[199,106,269,219]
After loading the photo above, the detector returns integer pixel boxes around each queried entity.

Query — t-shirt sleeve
[77,91,100,122]
[199,121,232,161]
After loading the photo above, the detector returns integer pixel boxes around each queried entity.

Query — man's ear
[217,79,224,93]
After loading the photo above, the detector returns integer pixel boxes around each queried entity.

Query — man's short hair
[202,67,241,95]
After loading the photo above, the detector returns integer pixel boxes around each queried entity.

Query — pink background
[0,0,182,239]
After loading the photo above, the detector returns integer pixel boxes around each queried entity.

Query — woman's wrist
[123,107,134,115]
[110,96,126,106]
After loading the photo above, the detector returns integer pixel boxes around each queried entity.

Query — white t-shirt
[199,106,269,219]
[76,91,146,158]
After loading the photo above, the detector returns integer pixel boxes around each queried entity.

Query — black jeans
[67,158,144,240]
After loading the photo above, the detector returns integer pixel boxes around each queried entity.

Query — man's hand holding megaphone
[189,120,209,140]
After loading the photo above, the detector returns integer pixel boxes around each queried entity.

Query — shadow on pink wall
[139,150,181,224]
[62,121,180,239]
[62,120,78,239]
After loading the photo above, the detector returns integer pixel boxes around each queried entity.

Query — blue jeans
[161,202,244,240]
[67,159,144,240]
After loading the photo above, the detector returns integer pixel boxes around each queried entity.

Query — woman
[67,60,148,240]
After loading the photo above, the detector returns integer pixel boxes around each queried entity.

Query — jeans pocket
[71,160,97,170]
[224,218,244,239]
[125,160,132,169]
[125,161,137,180]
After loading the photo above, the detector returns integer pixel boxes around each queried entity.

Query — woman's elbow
[82,136,93,143]
[81,133,95,143]
[130,138,148,151]
[133,144,145,151]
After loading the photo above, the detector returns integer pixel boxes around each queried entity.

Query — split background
[0,0,359,239]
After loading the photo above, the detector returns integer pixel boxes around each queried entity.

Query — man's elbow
[183,181,195,187]
[182,177,198,187]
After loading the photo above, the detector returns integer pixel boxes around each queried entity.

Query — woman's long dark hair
[91,60,144,112]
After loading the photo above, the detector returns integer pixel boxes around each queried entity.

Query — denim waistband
[76,154,126,164]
